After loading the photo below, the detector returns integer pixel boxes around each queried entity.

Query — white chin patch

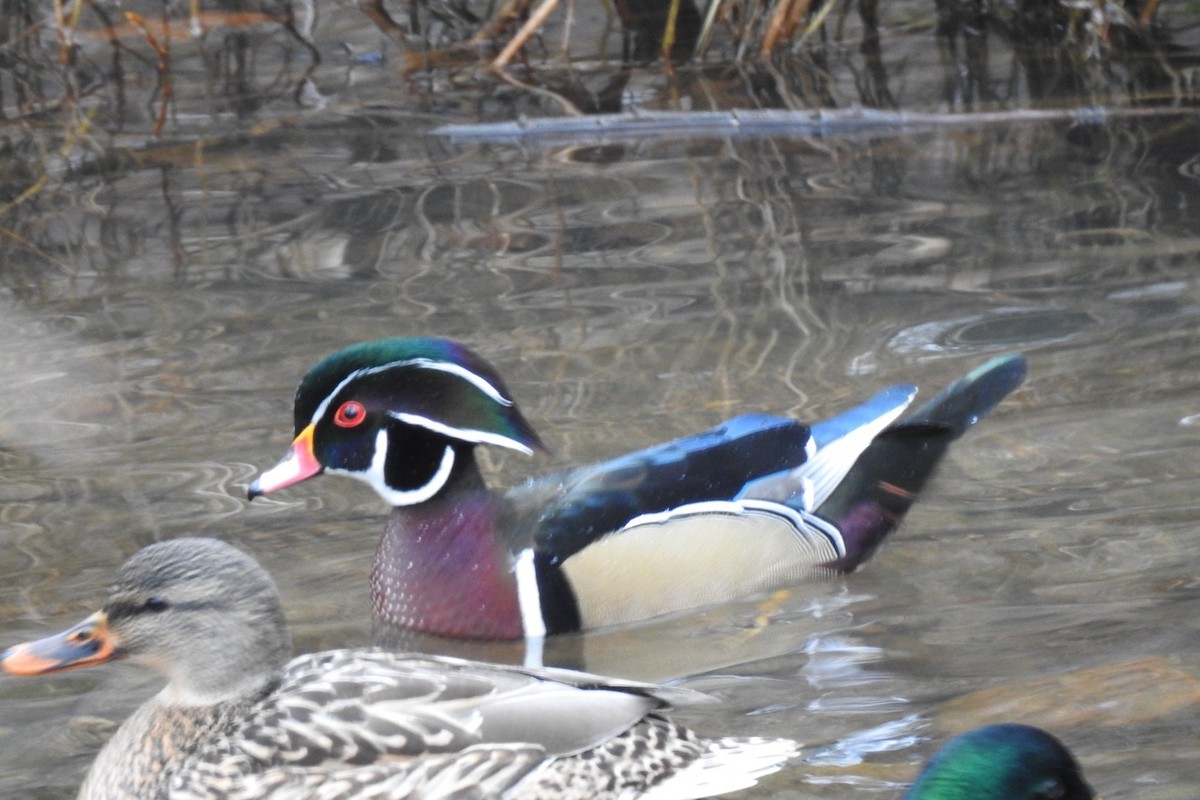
[328,429,456,506]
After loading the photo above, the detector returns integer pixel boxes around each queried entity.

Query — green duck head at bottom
[904,723,1095,800]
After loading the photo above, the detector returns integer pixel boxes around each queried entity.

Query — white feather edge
[620,499,845,559]
[630,736,801,800]
[738,387,916,512]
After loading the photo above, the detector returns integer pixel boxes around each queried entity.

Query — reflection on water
[2,6,1200,800]
[7,214,1200,800]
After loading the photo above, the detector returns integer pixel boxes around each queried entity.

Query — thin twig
[488,65,584,115]
[796,0,839,47]
[762,0,784,53]
[660,0,682,61]
[1138,0,1162,25]
[472,0,535,43]
[125,11,172,136]
[492,0,562,68]
[695,0,726,55]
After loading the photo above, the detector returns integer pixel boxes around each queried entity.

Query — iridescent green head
[249,338,543,506]
[903,724,1094,800]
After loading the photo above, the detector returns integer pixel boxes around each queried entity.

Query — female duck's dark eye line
[333,400,366,428]
[144,597,169,612]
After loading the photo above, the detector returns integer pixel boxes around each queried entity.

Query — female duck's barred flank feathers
[178,745,549,800]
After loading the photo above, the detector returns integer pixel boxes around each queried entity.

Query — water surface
[2,3,1200,798]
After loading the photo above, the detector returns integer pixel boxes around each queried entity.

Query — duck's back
[159,650,787,800]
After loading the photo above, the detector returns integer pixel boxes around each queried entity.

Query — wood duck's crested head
[1,538,292,707]
[902,724,1094,800]
[249,338,544,506]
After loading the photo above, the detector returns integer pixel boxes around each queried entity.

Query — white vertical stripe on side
[513,547,547,639]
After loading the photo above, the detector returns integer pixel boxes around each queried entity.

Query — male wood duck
[248,338,1026,641]
[1,538,799,800]
[903,724,1095,800]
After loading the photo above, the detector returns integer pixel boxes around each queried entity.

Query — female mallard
[248,338,1026,640]
[1,538,797,800]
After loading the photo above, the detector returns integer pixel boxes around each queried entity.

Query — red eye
[333,400,366,428]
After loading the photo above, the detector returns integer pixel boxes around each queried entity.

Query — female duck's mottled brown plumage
[1,538,797,800]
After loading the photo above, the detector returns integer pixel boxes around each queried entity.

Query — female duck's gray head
[2,538,291,706]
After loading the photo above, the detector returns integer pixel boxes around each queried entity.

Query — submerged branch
[433,104,1199,144]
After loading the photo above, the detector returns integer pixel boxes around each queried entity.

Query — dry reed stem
[473,0,536,43]
[660,0,683,61]
[761,0,812,55]
[695,0,725,53]
[492,0,563,67]
[52,0,84,63]
[357,0,407,38]
[125,11,173,136]
[796,0,839,46]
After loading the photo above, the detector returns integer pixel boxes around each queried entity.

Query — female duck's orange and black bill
[247,423,322,499]
[1,611,117,676]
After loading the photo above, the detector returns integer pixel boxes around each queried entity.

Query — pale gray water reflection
[4,42,1200,800]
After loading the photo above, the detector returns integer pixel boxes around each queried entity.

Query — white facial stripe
[309,355,514,427]
[622,498,846,558]
[327,431,457,506]
[391,411,534,455]
[513,548,546,639]
[403,358,514,407]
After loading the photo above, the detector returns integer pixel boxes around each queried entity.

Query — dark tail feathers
[818,354,1027,572]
